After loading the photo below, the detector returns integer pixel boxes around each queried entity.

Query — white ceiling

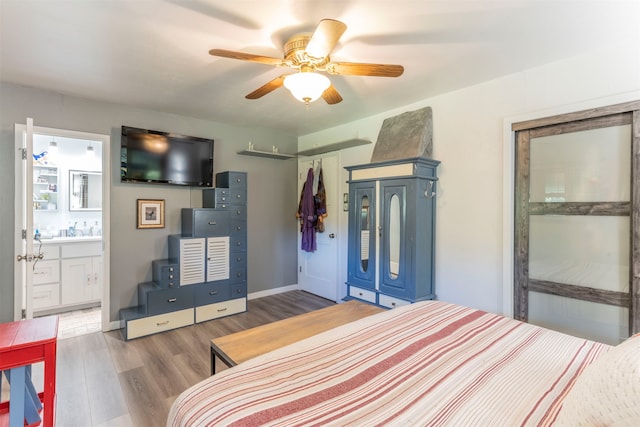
[1,1,637,136]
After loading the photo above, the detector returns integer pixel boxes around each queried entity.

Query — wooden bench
[210,300,384,374]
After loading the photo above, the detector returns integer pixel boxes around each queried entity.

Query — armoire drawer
[229,205,247,221]
[230,282,247,299]
[182,208,230,237]
[195,297,246,323]
[228,264,246,284]
[125,308,194,340]
[378,294,410,309]
[229,252,247,266]
[348,286,376,304]
[195,281,230,306]
[140,283,194,315]
[230,234,247,252]
[229,218,246,236]
[228,188,246,205]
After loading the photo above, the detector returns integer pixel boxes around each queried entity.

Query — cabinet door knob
[208,221,217,225]
[167,298,177,303]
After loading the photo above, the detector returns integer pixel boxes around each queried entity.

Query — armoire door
[379,179,411,298]
[347,181,376,290]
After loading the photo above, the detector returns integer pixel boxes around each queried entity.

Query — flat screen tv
[121,126,214,187]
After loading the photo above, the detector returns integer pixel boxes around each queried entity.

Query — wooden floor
[53,290,335,427]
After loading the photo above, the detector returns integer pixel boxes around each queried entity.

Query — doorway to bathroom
[14,119,111,337]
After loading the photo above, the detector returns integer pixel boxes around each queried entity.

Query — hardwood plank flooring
[53,290,334,426]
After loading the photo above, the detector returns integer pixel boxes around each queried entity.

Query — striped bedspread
[167,300,610,426]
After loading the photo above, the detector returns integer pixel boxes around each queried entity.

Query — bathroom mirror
[360,195,370,272]
[69,170,102,211]
[388,193,400,279]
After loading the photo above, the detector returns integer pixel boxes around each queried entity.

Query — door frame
[14,122,111,332]
[297,153,340,302]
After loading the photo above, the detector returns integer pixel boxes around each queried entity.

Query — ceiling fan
[209,19,404,105]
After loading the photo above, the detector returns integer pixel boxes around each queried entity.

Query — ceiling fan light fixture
[283,72,330,104]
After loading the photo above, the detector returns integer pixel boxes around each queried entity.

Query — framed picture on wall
[137,199,165,229]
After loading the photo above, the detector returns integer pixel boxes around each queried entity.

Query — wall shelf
[296,138,372,157]
[237,149,296,160]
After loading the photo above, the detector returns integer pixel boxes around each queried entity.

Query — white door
[297,154,339,301]
[14,119,36,319]
[14,121,111,331]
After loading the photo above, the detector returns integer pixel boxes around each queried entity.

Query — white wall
[300,42,640,315]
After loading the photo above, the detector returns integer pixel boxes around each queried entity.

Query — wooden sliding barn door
[513,101,640,344]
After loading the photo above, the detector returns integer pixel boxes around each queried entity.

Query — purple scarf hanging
[300,167,317,252]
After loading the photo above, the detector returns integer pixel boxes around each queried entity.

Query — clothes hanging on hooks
[297,167,317,252]
[314,167,327,233]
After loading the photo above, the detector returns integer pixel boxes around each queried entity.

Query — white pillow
[555,335,640,426]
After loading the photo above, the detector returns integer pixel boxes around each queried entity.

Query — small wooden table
[0,315,58,427]
[210,300,384,374]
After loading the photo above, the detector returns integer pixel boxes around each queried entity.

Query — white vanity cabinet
[32,244,61,310]
[36,239,102,313]
[60,240,102,305]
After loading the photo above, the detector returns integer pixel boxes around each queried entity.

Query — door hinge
[21,309,26,319]
[299,266,302,273]
[22,229,27,239]
[20,148,27,160]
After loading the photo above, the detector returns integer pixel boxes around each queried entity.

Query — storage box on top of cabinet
[216,171,246,189]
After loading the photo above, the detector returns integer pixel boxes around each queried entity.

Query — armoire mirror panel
[360,195,370,273]
[529,215,629,292]
[529,124,631,203]
[388,193,400,279]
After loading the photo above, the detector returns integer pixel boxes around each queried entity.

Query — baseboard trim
[248,284,299,300]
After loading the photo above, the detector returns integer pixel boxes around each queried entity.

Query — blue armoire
[345,157,440,308]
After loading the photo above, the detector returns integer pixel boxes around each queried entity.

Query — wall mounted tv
[120,126,214,187]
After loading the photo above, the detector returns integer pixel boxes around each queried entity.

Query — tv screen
[121,126,214,187]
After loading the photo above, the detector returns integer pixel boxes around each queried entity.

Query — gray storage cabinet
[120,170,248,340]
[345,158,439,308]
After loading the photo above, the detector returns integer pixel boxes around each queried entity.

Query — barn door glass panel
[529,125,630,203]
[528,124,631,344]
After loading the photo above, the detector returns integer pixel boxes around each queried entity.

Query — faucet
[69,222,77,237]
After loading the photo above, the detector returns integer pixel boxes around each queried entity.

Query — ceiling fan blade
[305,19,347,59]
[321,85,343,105]
[209,49,284,66]
[328,61,404,77]
[245,75,287,99]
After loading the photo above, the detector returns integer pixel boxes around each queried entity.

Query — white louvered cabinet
[169,236,206,285]
[206,236,230,282]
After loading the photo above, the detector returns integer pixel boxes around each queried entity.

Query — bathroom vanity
[32,237,102,314]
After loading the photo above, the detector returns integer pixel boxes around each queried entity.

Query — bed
[167,300,640,426]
